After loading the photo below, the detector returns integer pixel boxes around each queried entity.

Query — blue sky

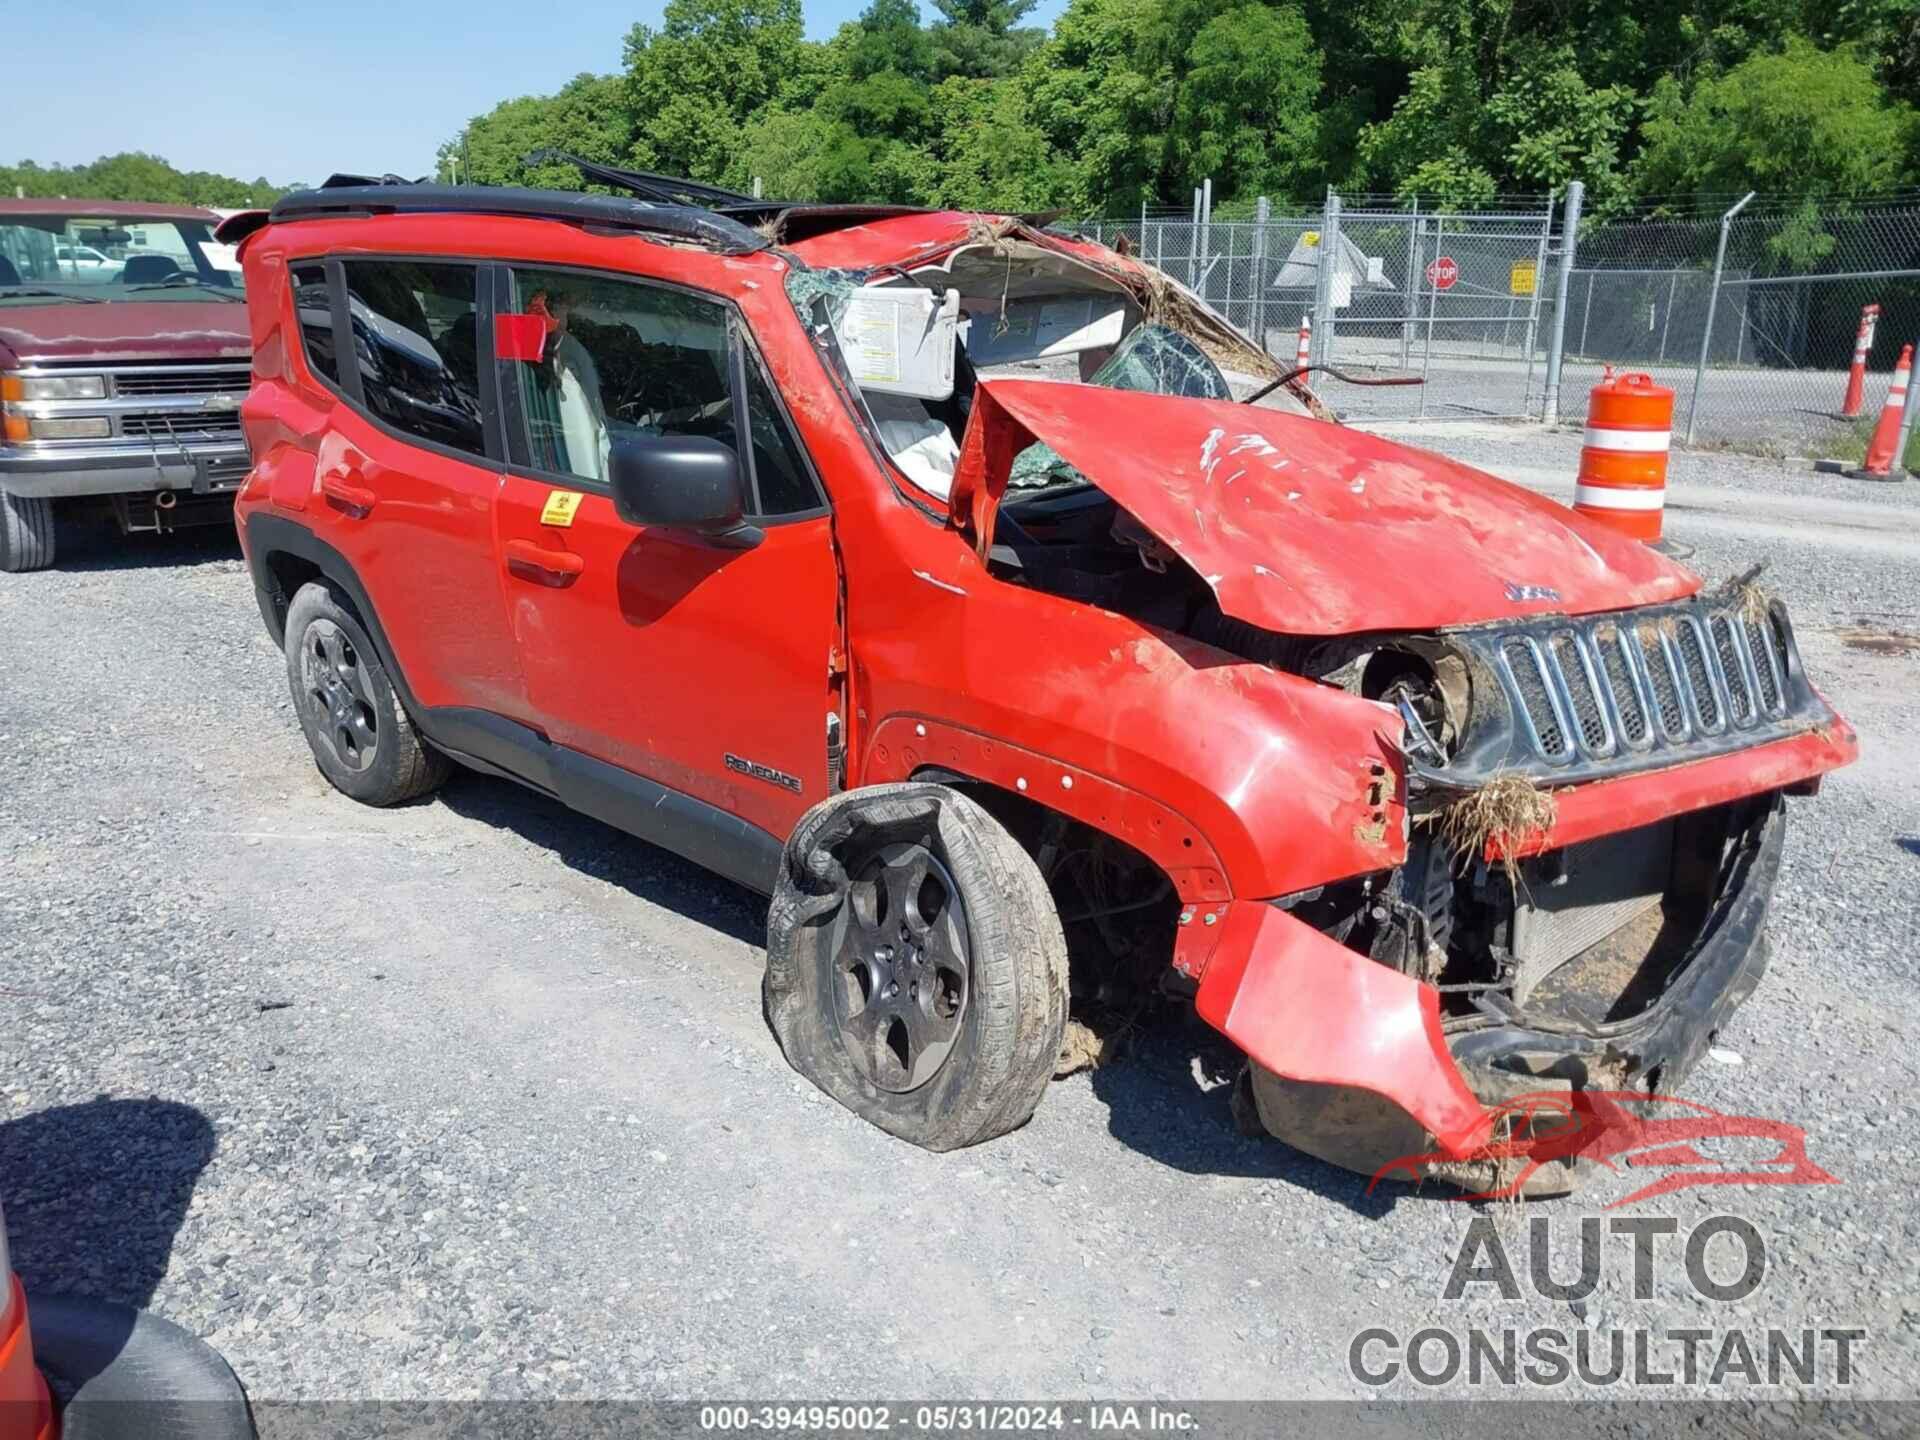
[10,1,1070,189]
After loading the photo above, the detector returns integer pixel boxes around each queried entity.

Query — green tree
[624,0,817,181]
[928,76,1066,209]
[1634,39,1916,202]
[930,0,1048,79]
[440,73,634,188]
[1165,4,1324,201]
[845,0,935,81]
[1023,0,1164,213]
[0,153,290,207]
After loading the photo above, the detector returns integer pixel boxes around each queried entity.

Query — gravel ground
[1328,350,1900,462]
[1,443,1917,1413]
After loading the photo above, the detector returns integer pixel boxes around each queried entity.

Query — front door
[491,263,840,846]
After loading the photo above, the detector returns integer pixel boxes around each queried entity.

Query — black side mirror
[607,434,760,548]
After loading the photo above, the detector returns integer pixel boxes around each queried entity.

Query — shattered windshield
[1082,323,1231,401]
[1007,325,1230,489]
[785,245,1267,502]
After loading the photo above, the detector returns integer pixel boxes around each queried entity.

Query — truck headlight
[0,373,107,402]
[26,417,113,440]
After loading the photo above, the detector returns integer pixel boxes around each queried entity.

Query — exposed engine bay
[980,481,1824,1064]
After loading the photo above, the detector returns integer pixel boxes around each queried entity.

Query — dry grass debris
[1439,773,1558,884]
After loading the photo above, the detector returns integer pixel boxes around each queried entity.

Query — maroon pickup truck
[0,199,251,571]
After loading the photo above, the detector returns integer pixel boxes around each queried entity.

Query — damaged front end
[786,218,1857,1183]
[1198,588,1854,1187]
[1220,790,1791,1193]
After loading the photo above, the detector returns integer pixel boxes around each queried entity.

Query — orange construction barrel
[1575,371,1673,544]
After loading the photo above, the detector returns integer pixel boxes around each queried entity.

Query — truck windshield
[0,214,244,304]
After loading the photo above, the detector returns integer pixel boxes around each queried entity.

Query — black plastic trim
[1414,598,1833,799]
[548,745,783,894]
[268,184,769,255]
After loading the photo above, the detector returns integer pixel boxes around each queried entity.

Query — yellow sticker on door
[540,490,584,527]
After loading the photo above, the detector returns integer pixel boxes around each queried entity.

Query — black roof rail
[521,152,940,242]
[522,151,771,210]
[260,183,770,255]
[320,171,430,189]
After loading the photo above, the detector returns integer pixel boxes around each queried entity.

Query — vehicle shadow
[49,517,242,573]
[0,1097,216,1309]
[1084,1015,1402,1218]
[434,769,769,949]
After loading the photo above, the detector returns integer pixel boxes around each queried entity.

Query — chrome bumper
[1,360,250,499]
[0,439,249,498]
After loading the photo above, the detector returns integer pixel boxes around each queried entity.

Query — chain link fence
[1078,193,1920,459]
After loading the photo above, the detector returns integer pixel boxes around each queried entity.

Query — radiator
[1511,821,1673,1002]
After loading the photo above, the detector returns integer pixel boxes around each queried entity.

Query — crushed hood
[949,380,1700,636]
[0,301,250,365]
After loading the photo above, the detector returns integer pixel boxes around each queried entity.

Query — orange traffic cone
[1853,343,1911,480]
[1295,314,1312,370]
[1841,303,1881,418]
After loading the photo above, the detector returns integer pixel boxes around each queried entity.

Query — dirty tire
[765,783,1070,1151]
[28,1294,254,1440]
[283,580,449,807]
[0,490,56,572]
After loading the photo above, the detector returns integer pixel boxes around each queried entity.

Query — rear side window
[289,263,338,386]
[340,260,485,457]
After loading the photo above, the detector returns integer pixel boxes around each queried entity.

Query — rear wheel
[28,1294,253,1440]
[0,490,55,572]
[765,784,1069,1151]
[283,581,449,806]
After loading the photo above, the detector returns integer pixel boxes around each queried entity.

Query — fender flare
[242,513,418,704]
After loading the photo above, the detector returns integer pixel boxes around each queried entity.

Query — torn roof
[781,210,1128,275]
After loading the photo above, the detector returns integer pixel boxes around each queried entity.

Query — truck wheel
[0,491,55,572]
[765,783,1069,1151]
[283,581,449,806]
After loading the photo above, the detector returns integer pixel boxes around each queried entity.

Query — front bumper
[1197,779,1799,1161]
[0,441,249,499]
[0,1276,56,1440]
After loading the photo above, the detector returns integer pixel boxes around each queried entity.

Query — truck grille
[1484,596,1806,773]
[121,412,244,439]
[109,364,251,398]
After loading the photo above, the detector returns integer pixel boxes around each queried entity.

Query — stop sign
[1426,256,1459,290]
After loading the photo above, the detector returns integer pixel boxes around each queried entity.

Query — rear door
[490,262,840,846]
[321,257,525,720]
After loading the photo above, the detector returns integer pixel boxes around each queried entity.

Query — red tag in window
[495,313,548,363]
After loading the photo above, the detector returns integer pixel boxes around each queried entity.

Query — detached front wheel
[765,784,1069,1151]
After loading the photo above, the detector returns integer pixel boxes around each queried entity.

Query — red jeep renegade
[218,171,1855,1177]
